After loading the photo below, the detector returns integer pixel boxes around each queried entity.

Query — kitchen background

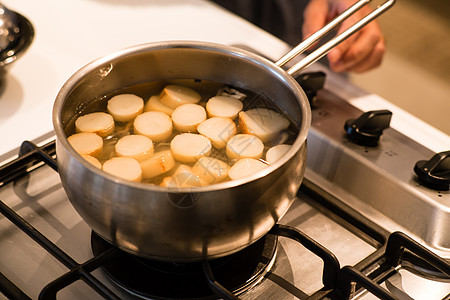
[350,0,450,135]
[213,0,450,135]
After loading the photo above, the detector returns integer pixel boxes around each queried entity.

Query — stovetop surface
[0,139,449,300]
[0,68,449,299]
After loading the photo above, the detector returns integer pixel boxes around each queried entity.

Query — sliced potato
[107,94,144,122]
[161,165,204,188]
[266,144,291,164]
[192,157,230,184]
[115,135,154,161]
[206,96,243,120]
[81,155,102,168]
[67,132,103,157]
[228,158,268,180]
[197,117,237,149]
[133,111,173,142]
[102,157,142,182]
[239,108,290,143]
[226,134,264,159]
[171,103,206,132]
[140,150,176,179]
[144,95,174,116]
[75,112,115,137]
[159,85,201,109]
[170,133,212,163]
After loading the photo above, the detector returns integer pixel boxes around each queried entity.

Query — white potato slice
[75,112,115,137]
[133,111,173,142]
[228,158,268,180]
[197,117,237,149]
[206,96,243,120]
[140,150,176,179]
[266,144,291,164]
[115,135,154,162]
[159,85,201,109]
[81,155,102,168]
[144,95,174,116]
[102,157,142,182]
[192,157,230,184]
[161,165,204,188]
[67,132,103,157]
[171,103,206,132]
[170,133,212,163]
[239,108,290,143]
[107,94,144,122]
[226,134,264,159]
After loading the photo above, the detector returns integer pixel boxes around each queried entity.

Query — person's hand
[302,0,386,73]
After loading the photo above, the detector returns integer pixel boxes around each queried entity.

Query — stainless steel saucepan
[52,0,394,261]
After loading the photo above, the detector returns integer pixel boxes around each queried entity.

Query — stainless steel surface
[236,42,450,258]
[305,86,450,258]
[276,0,395,76]
[2,162,449,299]
[52,41,311,261]
[242,193,378,299]
[356,268,450,299]
[0,3,33,68]
[0,162,381,299]
[2,67,449,297]
[0,3,19,51]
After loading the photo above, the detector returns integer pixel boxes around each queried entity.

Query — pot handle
[275,0,395,77]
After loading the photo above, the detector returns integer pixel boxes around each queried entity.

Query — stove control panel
[305,86,450,256]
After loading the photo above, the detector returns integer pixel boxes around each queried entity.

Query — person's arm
[302,0,386,73]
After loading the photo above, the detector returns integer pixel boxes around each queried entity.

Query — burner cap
[91,232,277,299]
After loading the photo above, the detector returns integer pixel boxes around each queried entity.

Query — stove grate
[0,140,449,299]
[333,232,450,299]
[0,141,122,300]
[0,141,56,187]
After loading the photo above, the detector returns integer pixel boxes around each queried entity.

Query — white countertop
[0,0,448,161]
[0,0,290,158]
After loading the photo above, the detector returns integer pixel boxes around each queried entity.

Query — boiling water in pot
[64,79,300,187]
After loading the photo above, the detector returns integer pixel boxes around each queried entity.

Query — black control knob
[414,151,450,191]
[295,71,326,106]
[344,110,392,147]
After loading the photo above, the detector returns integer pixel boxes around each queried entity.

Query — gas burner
[91,232,277,299]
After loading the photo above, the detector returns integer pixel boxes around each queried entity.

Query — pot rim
[52,40,311,193]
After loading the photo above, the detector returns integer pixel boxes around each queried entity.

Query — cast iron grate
[0,140,449,299]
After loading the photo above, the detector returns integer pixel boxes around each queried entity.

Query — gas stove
[0,69,449,299]
[1,1,450,299]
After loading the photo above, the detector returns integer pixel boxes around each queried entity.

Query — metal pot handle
[275,0,395,77]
